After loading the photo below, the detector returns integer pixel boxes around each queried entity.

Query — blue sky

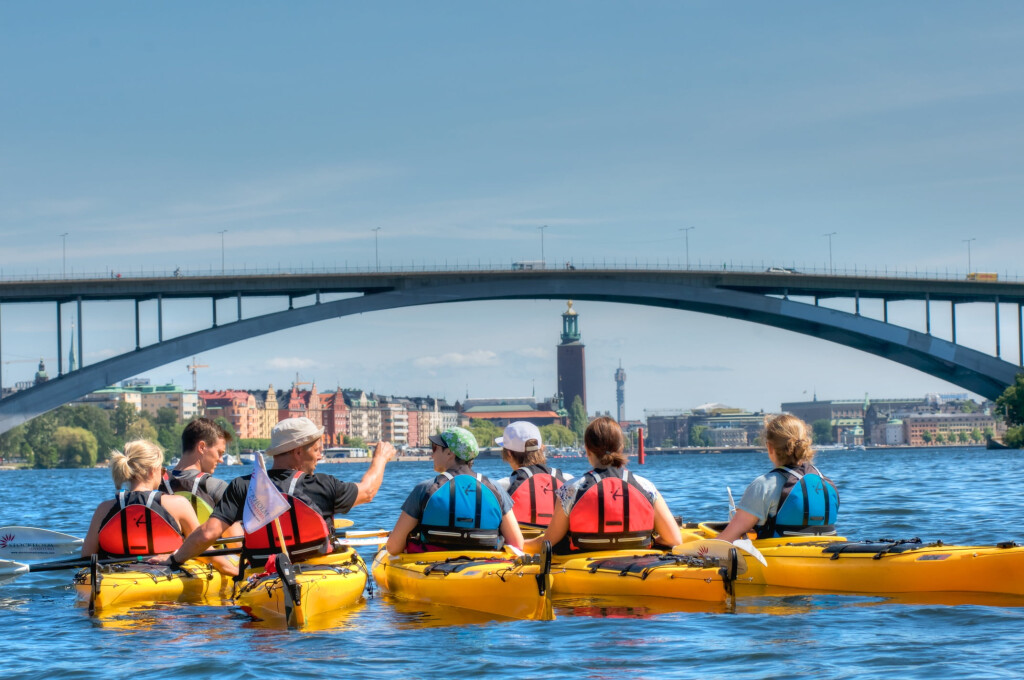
[2,3,1023,418]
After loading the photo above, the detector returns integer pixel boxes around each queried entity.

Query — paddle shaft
[19,547,241,574]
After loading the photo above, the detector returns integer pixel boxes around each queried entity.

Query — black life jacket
[758,463,840,539]
[162,469,218,522]
[97,490,184,558]
[416,469,505,550]
[506,464,567,528]
[555,467,656,554]
[242,471,333,566]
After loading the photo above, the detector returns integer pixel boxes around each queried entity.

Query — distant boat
[222,454,242,465]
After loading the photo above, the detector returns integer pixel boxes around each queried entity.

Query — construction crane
[186,356,208,391]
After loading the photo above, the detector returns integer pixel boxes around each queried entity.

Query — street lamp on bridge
[679,226,695,269]
[59,233,69,278]
[824,232,837,274]
[963,237,976,274]
[217,230,228,274]
[372,227,381,271]
[538,224,548,262]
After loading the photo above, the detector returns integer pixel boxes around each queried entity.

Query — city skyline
[2,4,1023,419]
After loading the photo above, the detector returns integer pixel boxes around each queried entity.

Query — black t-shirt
[210,468,359,526]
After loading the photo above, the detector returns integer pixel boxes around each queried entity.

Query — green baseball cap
[429,427,480,461]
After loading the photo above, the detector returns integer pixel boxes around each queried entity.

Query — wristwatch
[168,553,182,567]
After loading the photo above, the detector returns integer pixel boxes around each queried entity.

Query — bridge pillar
[995,296,1001,358]
[925,293,931,335]
[212,297,217,327]
[158,294,164,342]
[1019,303,1023,366]
[76,297,83,368]
[855,291,860,316]
[134,299,141,351]
[237,292,242,321]
[56,302,63,376]
[951,302,957,344]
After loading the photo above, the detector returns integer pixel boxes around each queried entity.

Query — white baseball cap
[495,421,543,453]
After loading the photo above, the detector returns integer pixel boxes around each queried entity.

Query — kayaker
[494,421,573,530]
[154,416,395,568]
[385,426,524,554]
[717,413,840,543]
[81,439,238,575]
[162,417,232,522]
[524,416,682,554]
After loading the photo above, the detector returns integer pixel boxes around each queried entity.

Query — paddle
[672,537,767,569]
[1,518,368,561]
[0,527,84,560]
[727,487,737,519]
[0,546,243,580]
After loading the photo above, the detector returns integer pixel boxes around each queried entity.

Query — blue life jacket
[758,463,840,539]
[418,471,505,550]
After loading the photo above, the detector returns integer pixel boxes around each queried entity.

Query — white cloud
[514,347,549,359]
[413,350,499,370]
[267,357,319,370]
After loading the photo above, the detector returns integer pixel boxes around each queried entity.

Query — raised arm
[353,441,396,507]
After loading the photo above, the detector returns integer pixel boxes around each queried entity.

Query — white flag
[242,453,290,534]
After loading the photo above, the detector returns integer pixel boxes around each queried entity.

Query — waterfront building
[136,384,199,422]
[902,412,998,446]
[318,389,349,446]
[277,385,307,421]
[200,390,259,439]
[885,419,905,445]
[74,386,143,412]
[379,399,409,446]
[459,396,564,429]
[344,390,382,443]
[556,301,587,415]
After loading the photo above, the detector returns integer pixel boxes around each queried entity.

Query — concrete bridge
[1,267,1022,433]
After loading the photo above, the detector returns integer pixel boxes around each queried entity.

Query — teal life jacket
[758,464,840,539]
[417,471,504,550]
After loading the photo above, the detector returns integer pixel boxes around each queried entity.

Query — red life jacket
[507,465,567,527]
[558,468,656,554]
[243,471,332,565]
[97,490,184,558]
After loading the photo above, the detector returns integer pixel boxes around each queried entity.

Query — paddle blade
[333,518,354,530]
[672,539,749,575]
[0,559,31,579]
[0,527,84,560]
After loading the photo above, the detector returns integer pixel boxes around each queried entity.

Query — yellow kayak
[371,547,554,621]
[74,558,232,612]
[551,548,738,603]
[679,522,1024,596]
[234,547,368,627]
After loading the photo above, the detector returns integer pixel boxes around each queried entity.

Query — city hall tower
[557,300,587,414]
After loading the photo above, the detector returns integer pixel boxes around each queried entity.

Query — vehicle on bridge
[967,272,998,281]
[513,260,546,270]
[766,267,800,274]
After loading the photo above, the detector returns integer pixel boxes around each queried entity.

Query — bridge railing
[0,260,1020,283]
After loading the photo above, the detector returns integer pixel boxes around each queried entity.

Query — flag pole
[254,451,291,560]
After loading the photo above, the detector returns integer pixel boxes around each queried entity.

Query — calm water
[2,448,1023,679]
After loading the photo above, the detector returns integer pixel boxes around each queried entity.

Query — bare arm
[353,441,395,507]
[499,511,524,550]
[652,495,682,548]
[524,502,568,554]
[385,511,419,555]
[80,501,113,557]
[148,516,230,565]
[717,509,759,543]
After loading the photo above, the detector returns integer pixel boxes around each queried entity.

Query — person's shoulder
[629,472,659,495]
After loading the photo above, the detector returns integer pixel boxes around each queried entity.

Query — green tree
[55,426,98,468]
[112,401,138,438]
[25,412,59,468]
[934,432,946,444]
[0,425,27,463]
[343,435,367,449]
[971,428,982,443]
[921,430,933,444]
[811,419,834,445]
[540,424,576,447]
[467,419,503,449]
[155,407,179,430]
[995,374,1024,426]
[1004,426,1024,448]
[158,423,186,459]
[126,418,158,443]
[568,396,588,441]
[959,400,979,413]
[689,425,711,447]
[983,426,995,439]
[239,438,272,451]
[957,431,969,444]
[54,404,119,461]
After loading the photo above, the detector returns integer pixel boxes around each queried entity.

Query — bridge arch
[1,274,1019,433]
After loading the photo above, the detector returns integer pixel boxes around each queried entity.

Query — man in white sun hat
[158,416,395,567]
[495,421,573,534]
